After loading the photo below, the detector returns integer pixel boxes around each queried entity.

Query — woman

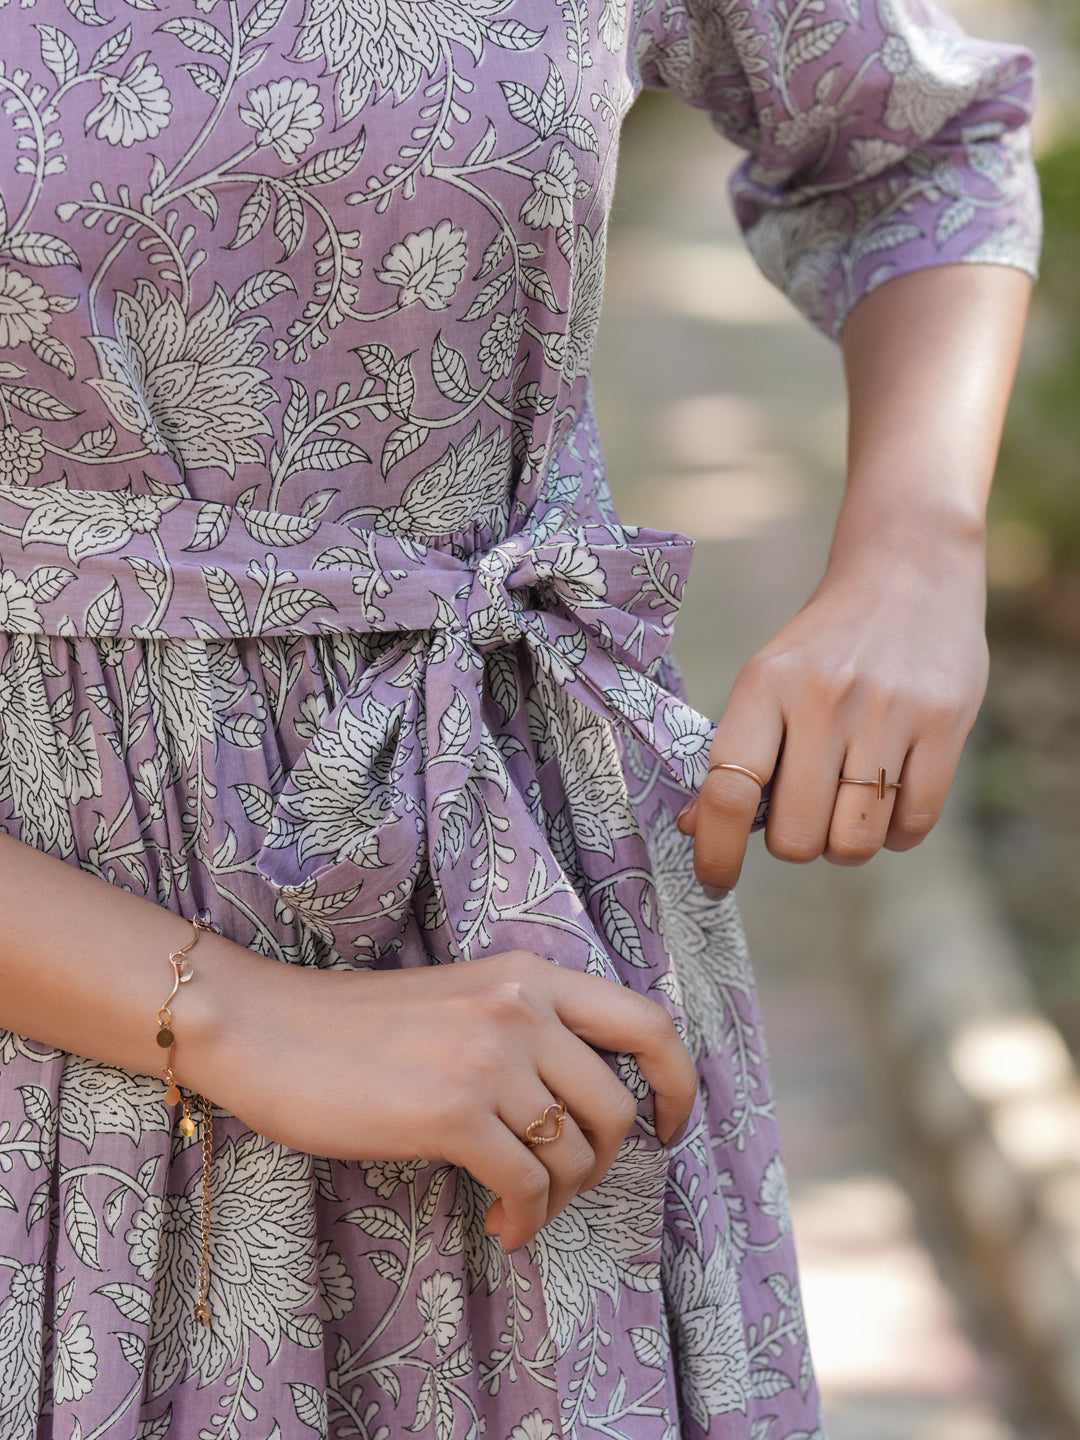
[0,0,1038,1433]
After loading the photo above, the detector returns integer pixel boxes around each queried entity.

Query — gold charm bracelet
[155,910,218,1326]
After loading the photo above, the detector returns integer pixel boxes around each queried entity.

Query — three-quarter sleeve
[634,0,1041,337]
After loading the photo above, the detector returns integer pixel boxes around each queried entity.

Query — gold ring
[707,763,766,789]
[838,768,901,801]
[525,1101,567,1148]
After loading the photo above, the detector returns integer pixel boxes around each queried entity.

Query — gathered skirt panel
[0,630,821,1440]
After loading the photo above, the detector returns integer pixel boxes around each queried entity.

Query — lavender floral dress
[0,0,1038,1432]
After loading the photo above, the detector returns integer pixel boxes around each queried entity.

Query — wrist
[169,930,286,1111]
[828,487,988,580]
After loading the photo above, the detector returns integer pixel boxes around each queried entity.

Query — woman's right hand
[213,949,697,1251]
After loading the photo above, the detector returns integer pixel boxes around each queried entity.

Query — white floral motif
[521,145,579,230]
[85,53,172,147]
[57,710,104,803]
[54,1312,98,1404]
[649,812,751,1061]
[664,1239,752,1424]
[759,1156,793,1237]
[0,484,179,564]
[0,567,43,632]
[847,135,909,179]
[87,281,275,473]
[562,227,606,381]
[0,1261,44,1439]
[533,1136,666,1350]
[477,309,525,380]
[509,1413,559,1440]
[416,1272,464,1351]
[0,267,51,348]
[0,425,45,484]
[318,1241,357,1322]
[361,1158,426,1197]
[877,0,981,138]
[124,1194,163,1280]
[376,221,468,311]
[598,0,627,52]
[261,690,403,867]
[239,78,324,162]
[291,0,515,117]
[134,1136,318,1389]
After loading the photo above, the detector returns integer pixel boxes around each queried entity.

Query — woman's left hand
[676,536,989,892]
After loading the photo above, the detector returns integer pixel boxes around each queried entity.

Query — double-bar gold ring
[838,768,901,801]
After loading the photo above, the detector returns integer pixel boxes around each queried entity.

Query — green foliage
[993,131,1080,569]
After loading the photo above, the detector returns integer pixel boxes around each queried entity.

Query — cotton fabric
[0,0,1038,1435]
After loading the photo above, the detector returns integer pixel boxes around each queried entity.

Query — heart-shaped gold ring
[524,1101,567,1148]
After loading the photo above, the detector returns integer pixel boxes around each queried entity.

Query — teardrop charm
[164,1084,182,1106]
[156,1027,174,1048]
[179,1116,196,1138]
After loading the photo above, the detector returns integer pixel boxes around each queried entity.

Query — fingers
[457,1119,553,1252]
[822,746,907,866]
[680,663,785,890]
[884,736,962,853]
[548,968,697,1146]
[539,1031,640,1190]
[496,1090,594,1236]
[764,723,846,865]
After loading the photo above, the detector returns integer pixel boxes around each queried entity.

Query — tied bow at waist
[0,482,737,958]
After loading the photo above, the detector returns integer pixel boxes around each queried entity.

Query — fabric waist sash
[0,479,748,957]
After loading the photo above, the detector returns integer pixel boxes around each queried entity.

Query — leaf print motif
[229,182,274,250]
[597,887,648,967]
[36,25,80,85]
[2,386,80,422]
[96,1282,153,1325]
[289,1382,327,1434]
[85,579,123,637]
[785,19,846,74]
[63,1178,102,1270]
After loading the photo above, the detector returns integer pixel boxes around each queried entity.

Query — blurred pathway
[592,80,1057,1440]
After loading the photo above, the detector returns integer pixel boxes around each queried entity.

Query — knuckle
[891,808,936,843]
[497,950,546,983]
[427,1082,475,1134]
[611,1088,639,1132]
[565,1141,594,1185]
[515,1163,550,1208]
[827,831,878,865]
[806,660,858,708]
[766,827,822,864]
[476,980,532,1027]
[699,772,758,818]
[638,1000,678,1049]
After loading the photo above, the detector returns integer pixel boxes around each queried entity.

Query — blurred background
[591,2,1080,1437]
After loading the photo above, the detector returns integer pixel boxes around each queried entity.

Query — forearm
[0,832,273,1099]
[834,264,1032,565]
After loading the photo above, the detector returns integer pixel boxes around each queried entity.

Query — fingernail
[700,884,730,902]
[665,1119,689,1151]
[676,804,694,834]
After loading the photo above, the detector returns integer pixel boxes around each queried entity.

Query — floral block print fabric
[0,0,1038,1435]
